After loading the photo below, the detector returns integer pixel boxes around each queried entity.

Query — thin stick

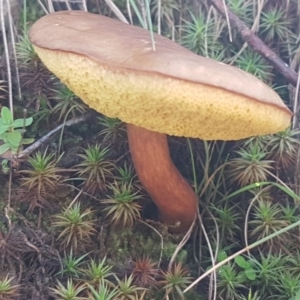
[157,0,161,35]
[37,0,49,14]
[139,0,147,29]
[104,0,129,23]
[209,0,298,86]
[6,0,21,100]
[67,189,83,210]
[82,0,88,12]
[221,0,232,42]
[64,0,71,10]
[205,7,213,57]
[168,219,195,271]
[5,162,13,227]
[244,188,267,256]
[198,209,217,300]
[126,0,133,24]
[18,115,87,159]
[47,0,55,13]
[265,169,294,194]
[293,67,300,129]
[145,0,155,50]
[203,204,219,300]
[229,0,265,65]
[184,217,300,293]
[0,0,13,115]
[129,0,146,28]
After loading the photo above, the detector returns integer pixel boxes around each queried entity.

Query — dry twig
[209,0,298,86]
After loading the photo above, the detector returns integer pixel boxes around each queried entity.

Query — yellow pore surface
[35,46,291,140]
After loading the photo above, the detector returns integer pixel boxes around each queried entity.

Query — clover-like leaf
[7,131,22,148]
[235,256,250,270]
[1,107,13,125]
[245,268,256,281]
[12,117,33,128]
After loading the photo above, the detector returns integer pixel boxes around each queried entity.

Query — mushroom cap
[29,10,292,140]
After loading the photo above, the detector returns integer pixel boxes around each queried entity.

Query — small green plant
[260,7,292,43]
[287,251,300,275]
[228,142,274,186]
[234,255,256,281]
[227,0,252,24]
[75,144,115,195]
[16,33,38,65]
[17,33,56,109]
[289,290,300,300]
[97,116,126,147]
[102,183,142,227]
[52,84,88,121]
[235,48,273,82]
[0,275,20,300]
[82,257,116,287]
[182,12,223,59]
[58,249,89,278]
[274,271,300,300]
[115,163,141,191]
[51,279,86,300]
[281,202,299,225]
[251,252,285,296]
[160,262,193,300]
[131,256,159,288]
[248,199,289,249]
[216,263,246,299]
[0,106,33,156]
[53,202,96,251]
[209,202,242,243]
[265,128,300,170]
[86,283,119,300]
[239,289,261,300]
[19,150,63,211]
[115,274,145,300]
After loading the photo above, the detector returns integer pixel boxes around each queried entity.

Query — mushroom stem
[127,124,198,232]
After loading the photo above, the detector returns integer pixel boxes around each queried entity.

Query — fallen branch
[17,114,88,159]
[209,0,298,87]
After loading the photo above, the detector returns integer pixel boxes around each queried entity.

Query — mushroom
[29,11,292,232]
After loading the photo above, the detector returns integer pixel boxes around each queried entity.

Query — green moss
[105,224,189,265]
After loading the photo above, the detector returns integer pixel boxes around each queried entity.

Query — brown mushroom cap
[29,10,292,140]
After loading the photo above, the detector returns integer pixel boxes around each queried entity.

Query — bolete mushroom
[29,11,292,232]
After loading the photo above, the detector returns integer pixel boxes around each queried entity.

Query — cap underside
[34,46,290,140]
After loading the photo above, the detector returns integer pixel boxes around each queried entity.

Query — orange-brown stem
[127,124,198,233]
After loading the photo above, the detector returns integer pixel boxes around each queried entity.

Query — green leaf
[237,271,246,283]
[12,117,33,128]
[1,106,13,125]
[217,251,228,262]
[235,256,250,270]
[7,131,22,148]
[21,138,34,145]
[0,143,11,155]
[0,132,9,142]
[245,268,256,281]
[15,129,26,134]
[0,125,10,136]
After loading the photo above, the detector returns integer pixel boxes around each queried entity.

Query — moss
[105,223,189,266]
